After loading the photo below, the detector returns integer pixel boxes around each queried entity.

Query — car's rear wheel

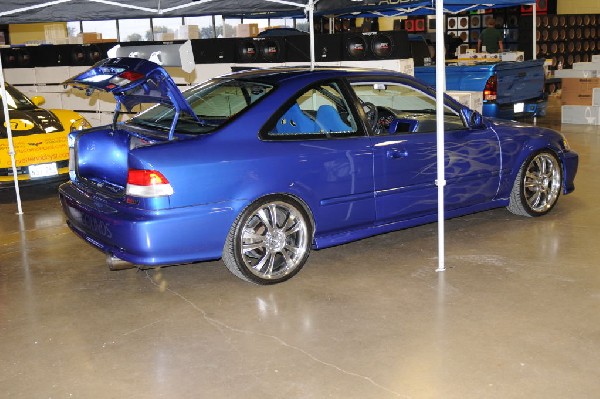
[222,196,313,284]
[507,150,562,217]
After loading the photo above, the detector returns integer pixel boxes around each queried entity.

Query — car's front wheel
[507,150,562,217]
[222,196,313,284]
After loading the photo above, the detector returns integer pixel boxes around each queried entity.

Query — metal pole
[435,0,446,272]
[532,1,536,60]
[308,0,315,70]
[0,58,24,215]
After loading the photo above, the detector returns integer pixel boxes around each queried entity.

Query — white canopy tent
[0,0,536,271]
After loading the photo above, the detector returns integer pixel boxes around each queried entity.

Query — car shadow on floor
[0,183,62,204]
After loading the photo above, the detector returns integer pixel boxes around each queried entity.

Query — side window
[350,82,465,135]
[265,81,361,139]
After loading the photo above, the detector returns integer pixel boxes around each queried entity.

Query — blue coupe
[59,58,578,284]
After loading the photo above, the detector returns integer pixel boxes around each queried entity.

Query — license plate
[514,102,525,113]
[29,162,59,178]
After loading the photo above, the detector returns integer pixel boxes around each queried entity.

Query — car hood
[64,57,197,117]
[486,117,531,128]
[1,108,64,137]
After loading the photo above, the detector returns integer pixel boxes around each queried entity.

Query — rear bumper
[59,181,240,266]
[483,97,548,120]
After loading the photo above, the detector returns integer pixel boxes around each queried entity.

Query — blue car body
[58,58,578,282]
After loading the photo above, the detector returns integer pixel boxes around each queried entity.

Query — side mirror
[461,108,485,128]
[30,95,45,106]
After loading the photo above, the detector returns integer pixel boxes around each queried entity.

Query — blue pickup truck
[414,58,547,119]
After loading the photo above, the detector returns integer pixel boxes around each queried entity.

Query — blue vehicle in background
[414,58,547,120]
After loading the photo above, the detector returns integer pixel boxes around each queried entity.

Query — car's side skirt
[312,199,509,250]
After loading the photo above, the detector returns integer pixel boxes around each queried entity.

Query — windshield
[0,84,37,111]
[128,78,274,135]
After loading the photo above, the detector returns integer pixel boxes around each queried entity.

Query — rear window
[129,79,274,135]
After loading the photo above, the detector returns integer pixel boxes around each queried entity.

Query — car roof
[219,66,406,84]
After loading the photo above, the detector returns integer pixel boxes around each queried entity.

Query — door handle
[387,148,408,159]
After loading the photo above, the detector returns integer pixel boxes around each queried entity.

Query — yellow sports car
[1,83,91,187]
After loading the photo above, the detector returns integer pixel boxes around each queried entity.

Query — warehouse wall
[558,0,600,14]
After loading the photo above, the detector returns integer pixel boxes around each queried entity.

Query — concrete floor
[1,100,599,398]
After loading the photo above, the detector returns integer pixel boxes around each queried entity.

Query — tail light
[106,71,145,90]
[483,75,497,101]
[126,169,174,197]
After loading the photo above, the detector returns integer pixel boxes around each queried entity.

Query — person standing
[478,18,504,53]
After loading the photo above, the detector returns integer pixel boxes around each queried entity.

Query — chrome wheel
[223,197,312,284]
[508,151,562,217]
[523,152,561,213]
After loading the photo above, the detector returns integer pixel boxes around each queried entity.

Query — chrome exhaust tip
[106,255,136,271]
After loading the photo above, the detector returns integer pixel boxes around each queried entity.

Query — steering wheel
[362,102,379,133]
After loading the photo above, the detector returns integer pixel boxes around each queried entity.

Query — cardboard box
[500,51,524,62]
[593,88,600,106]
[561,91,593,105]
[555,69,598,78]
[236,23,259,38]
[447,90,483,113]
[155,32,175,41]
[339,58,414,76]
[68,36,84,44]
[561,105,600,125]
[561,78,600,105]
[447,91,471,106]
[398,58,414,76]
[573,62,600,70]
[177,25,200,40]
[457,52,500,65]
[44,24,67,44]
[78,32,103,44]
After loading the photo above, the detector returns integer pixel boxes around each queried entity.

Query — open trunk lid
[64,58,197,196]
[64,57,200,139]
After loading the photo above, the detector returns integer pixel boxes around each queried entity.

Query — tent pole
[308,0,315,70]
[0,58,24,215]
[435,0,446,272]
[532,1,536,60]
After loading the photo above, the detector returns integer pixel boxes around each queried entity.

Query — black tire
[222,195,313,284]
[507,150,562,217]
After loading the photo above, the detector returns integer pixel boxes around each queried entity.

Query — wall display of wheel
[519,13,600,69]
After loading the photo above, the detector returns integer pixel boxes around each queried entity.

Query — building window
[184,16,216,39]
[152,17,184,41]
[118,19,152,42]
[81,20,117,41]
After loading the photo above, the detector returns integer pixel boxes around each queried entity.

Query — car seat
[275,103,319,134]
[315,104,352,132]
